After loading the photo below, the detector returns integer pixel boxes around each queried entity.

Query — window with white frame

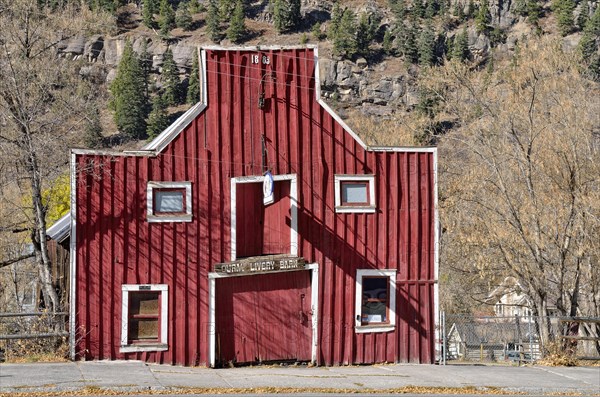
[121,284,168,353]
[355,269,396,333]
[334,175,376,213]
[147,181,192,222]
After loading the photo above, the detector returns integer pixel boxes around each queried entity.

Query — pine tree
[425,0,439,18]
[328,3,343,40]
[84,107,104,148]
[176,2,194,30]
[526,0,542,26]
[146,94,170,139]
[577,0,589,31]
[413,0,426,18]
[390,0,407,19]
[162,48,180,106]
[475,0,491,33]
[159,0,176,37]
[143,0,158,28]
[219,0,234,22]
[555,0,576,35]
[333,8,358,59]
[273,0,302,33]
[109,41,148,140]
[579,5,600,79]
[312,22,325,41]
[403,23,419,64]
[356,13,372,57]
[227,0,247,43]
[207,0,222,43]
[139,38,152,102]
[452,27,469,61]
[418,24,436,65]
[466,0,475,18]
[187,54,201,104]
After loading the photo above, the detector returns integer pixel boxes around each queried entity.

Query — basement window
[334,175,376,213]
[147,181,192,222]
[355,269,396,333]
[121,284,168,353]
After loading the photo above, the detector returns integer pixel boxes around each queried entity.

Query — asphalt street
[0,361,598,396]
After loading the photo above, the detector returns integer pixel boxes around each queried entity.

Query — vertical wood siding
[74,48,436,366]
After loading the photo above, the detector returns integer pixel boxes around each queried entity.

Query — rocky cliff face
[57,0,588,118]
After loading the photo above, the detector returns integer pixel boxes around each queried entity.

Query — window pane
[342,183,368,204]
[129,319,159,341]
[130,292,159,315]
[362,277,388,324]
[155,190,184,213]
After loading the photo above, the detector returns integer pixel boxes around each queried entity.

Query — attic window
[334,175,376,213]
[147,181,192,222]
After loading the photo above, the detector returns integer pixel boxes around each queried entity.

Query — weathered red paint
[73,47,437,366]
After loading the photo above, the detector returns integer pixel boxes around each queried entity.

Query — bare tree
[429,38,600,346]
[0,0,113,313]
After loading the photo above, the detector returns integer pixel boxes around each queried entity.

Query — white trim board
[230,174,298,262]
[207,263,319,367]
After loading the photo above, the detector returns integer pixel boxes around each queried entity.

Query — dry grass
[344,110,420,147]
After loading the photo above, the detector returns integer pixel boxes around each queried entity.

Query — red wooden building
[68,46,439,367]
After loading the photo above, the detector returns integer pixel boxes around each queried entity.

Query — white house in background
[487,277,533,318]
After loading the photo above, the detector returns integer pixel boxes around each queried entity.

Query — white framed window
[334,175,376,213]
[147,181,192,222]
[355,269,396,333]
[120,284,168,353]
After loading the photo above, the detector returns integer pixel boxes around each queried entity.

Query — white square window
[147,181,192,222]
[355,269,396,333]
[121,284,168,353]
[334,175,376,213]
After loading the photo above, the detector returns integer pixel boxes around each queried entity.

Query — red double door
[215,271,312,365]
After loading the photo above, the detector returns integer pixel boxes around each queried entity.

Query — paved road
[0,361,598,395]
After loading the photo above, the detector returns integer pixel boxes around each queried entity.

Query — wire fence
[440,313,600,364]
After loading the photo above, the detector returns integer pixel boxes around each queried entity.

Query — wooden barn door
[236,181,291,257]
[215,271,312,365]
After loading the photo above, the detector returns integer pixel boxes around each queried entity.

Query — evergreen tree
[162,48,181,106]
[109,41,148,140]
[159,0,176,36]
[526,0,542,26]
[577,0,590,30]
[453,1,465,20]
[227,0,247,43]
[207,0,222,43]
[139,38,152,102]
[466,0,475,18]
[413,0,426,18]
[328,3,343,41]
[142,0,158,28]
[579,6,600,79]
[418,24,436,65]
[187,54,201,104]
[554,0,576,35]
[403,23,419,64]
[146,94,170,139]
[390,0,407,19]
[356,13,372,57]
[425,0,439,18]
[475,0,491,33]
[84,107,104,148]
[383,28,394,55]
[333,8,358,59]
[220,0,234,22]
[176,2,194,30]
[452,27,469,61]
[273,0,302,33]
[312,22,326,41]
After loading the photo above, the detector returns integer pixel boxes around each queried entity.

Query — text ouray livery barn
[69,46,439,367]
